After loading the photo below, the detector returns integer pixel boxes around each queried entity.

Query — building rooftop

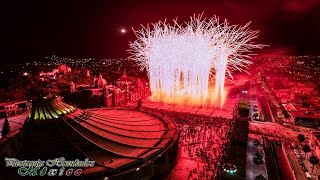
[284,103,297,112]
[0,100,27,107]
[0,97,179,177]
[312,131,320,141]
[117,72,136,82]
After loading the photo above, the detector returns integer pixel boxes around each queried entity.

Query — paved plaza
[142,96,237,119]
[148,110,234,180]
[0,111,28,137]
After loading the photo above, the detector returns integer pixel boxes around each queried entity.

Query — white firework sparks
[128,14,265,108]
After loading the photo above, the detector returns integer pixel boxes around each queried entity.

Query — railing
[281,143,296,180]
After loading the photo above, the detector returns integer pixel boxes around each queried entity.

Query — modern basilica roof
[4,97,179,176]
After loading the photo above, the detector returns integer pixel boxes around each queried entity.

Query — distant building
[39,68,59,77]
[58,64,71,74]
[0,101,30,118]
[94,74,107,88]
[86,69,91,77]
[292,111,320,128]
[117,72,135,85]
[70,81,75,93]
[39,64,71,81]
[68,73,150,108]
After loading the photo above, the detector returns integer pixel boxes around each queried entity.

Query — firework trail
[129,14,265,108]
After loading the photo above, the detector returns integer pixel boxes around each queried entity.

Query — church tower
[70,81,75,93]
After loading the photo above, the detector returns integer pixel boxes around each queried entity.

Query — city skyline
[1,0,320,63]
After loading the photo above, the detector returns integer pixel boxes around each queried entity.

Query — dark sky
[1,0,320,63]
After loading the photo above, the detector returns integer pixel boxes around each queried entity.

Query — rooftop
[0,97,179,177]
[312,131,320,141]
[118,72,136,82]
[0,100,27,107]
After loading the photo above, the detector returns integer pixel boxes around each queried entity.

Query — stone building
[0,101,30,118]
[69,73,150,108]
[94,74,107,89]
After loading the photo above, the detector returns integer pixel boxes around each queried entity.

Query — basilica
[68,72,150,108]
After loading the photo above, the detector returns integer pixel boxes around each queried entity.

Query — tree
[302,144,311,158]
[1,117,11,137]
[309,155,319,173]
[297,134,306,144]
[282,109,287,115]
[280,104,284,109]
[284,113,290,121]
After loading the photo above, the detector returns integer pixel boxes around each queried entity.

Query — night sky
[1,0,320,63]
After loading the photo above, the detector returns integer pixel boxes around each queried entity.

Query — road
[263,139,282,179]
[246,133,268,180]
[248,82,261,121]
[248,82,273,123]
[259,95,275,122]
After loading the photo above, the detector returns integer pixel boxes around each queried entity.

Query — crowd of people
[143,107,233,179]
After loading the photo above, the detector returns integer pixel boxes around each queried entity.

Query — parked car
[296,154,302,159]
[302,164,308,172]
[298,159,303,165]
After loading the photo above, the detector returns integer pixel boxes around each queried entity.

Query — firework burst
[129,14,265,108]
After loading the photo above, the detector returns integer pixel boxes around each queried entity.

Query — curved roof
[65,108,178,172]
[2,97,178,177]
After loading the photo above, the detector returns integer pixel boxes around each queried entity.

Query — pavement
[166,115,232,179]
[284,143,307,179]
[142,97,237,119]
[0,111,29,138]
[274,143,296,180]
[286,142,320,179]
